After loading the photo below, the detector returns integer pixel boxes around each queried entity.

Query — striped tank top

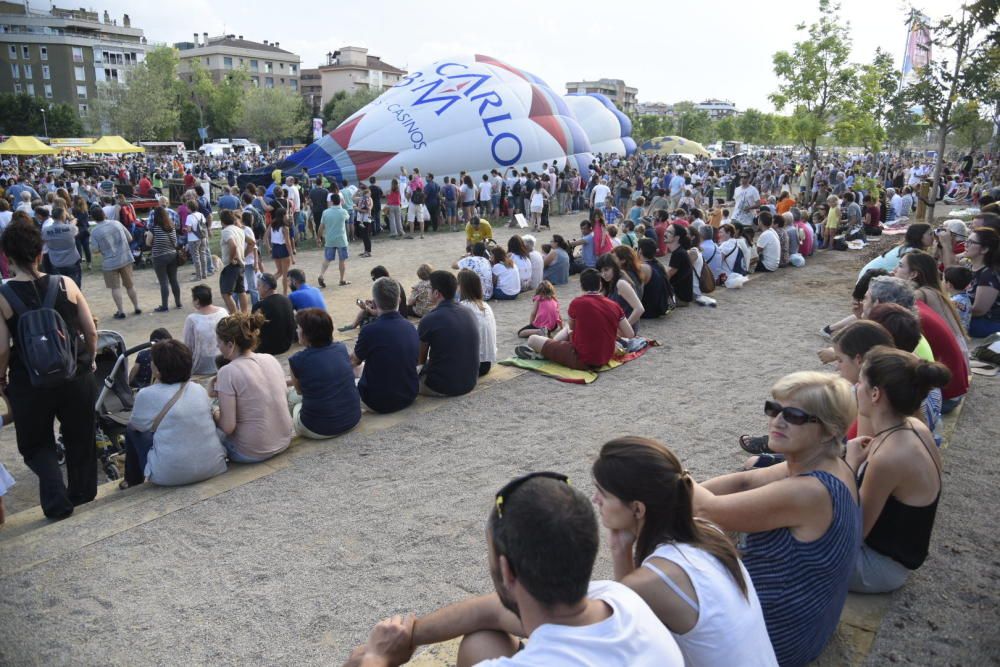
[741,470,862,667]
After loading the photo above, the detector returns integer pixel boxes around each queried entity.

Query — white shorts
[406,204,427,222]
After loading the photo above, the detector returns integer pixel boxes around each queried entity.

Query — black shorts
[220,263,246,294]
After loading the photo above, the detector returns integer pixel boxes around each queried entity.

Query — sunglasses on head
[495,471,569,519]
[764,400,820,426]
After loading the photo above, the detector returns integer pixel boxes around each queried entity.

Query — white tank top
[642,541,778,667]
[270,227,285,244]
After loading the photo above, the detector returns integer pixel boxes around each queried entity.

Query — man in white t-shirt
[478,175,494,216]
[755,210,780,273]
[345,474,683,667]
[589,178,611,214]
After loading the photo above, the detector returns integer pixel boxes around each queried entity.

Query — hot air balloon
[563,93,636,157]
[270,55,614,187]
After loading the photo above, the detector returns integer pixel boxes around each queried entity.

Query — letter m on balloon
[410,80,462,116]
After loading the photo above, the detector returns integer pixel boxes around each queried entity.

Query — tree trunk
[806,139,818,196]
[927,122,948,221]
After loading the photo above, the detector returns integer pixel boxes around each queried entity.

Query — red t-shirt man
[137,176,152,196]
[916,300,969,401]
[542,293,626,370]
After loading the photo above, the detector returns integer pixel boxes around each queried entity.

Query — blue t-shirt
[289,343,360,436]
[354,312,419,413]
[218,194,241,211]
[288,284,326,311]
[580,233,596,268]
[417,301,480,396]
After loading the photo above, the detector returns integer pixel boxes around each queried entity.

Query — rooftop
[319,54,405,75]
[175,34,298,57]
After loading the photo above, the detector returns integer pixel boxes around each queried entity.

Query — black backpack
[1,277,78,387]
[511,180,523,197]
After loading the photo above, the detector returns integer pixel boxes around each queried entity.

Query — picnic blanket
[499,339,656,384]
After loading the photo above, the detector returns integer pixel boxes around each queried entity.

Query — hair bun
[915,359,951,390]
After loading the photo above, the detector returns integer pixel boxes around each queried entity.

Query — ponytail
[862,346,951,415]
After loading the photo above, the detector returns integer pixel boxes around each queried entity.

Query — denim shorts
[324,246,349,261]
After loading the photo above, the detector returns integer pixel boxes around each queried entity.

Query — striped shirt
[742,471,861,667]
[150,224,177,258]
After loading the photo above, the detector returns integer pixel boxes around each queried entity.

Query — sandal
[339,280,351,286]
[738,434,772,455]
[118,480,130,490]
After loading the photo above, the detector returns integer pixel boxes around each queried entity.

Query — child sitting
[518,280,562,337]
[944,265,974,333]
[628,197,645,224]
[129,328,173,389]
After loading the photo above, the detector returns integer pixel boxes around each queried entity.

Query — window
[14,83,21,94]
[10,63,18,78]
[290,79,298,91]
[239,58,244,65]
[76,85,87,99]
[280,77,284,84]
[223,57,233,69]
[250,59,258,71]
[72,46,83,62]
[264,61,273,73]
[9,45,17,59]
[44,84,52,98]
[290,64,297,73]
[251,76,259,87]
[104,68,120,82]
[74,66,85,81]
[79,103,89,114]
[21,45,29,58]
[26,83,34,96]
[265,77,274,88]
[23,64,32,78]
[42,65,50,79]
[40,46,47,60]
[279,62,284,70]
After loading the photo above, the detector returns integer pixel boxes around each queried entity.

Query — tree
[737,108,766,144]
[670,101,712,143]
[209,69,249,138]
[834,48,901,151]
[321,87,381,130]
[714,116,737,142]
[0,94,82,136]
[240,86,308,147]
[770,0,856,188]
[951,102,994,152]
[631,115,672,144]
[86,45,181,140]
[903,5,998,219]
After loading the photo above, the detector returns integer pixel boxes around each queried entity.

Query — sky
[99,0,966,113]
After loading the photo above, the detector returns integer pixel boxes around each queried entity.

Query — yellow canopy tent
[80,136,145,154]
[0,135,58,155]
[639,136,711,157]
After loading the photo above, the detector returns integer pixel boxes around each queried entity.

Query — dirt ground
[1,209,998,665]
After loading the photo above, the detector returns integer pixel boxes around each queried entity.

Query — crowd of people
[1,145,999,665]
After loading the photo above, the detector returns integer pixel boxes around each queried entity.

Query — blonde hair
[771,371,856,443]
[216,311,266,352]
[534,280,556,299]
[826,194,840,206]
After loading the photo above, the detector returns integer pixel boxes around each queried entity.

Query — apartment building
[313,46,405,109]
[565,78,638,114]
[175,33,301,92]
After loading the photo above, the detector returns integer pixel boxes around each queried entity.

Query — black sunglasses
[764,400,820,426]
[495,471,569,519]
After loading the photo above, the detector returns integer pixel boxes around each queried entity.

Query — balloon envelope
[278,55,632,184]
[563,93,636,157]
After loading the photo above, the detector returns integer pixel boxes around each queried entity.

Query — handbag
[123,383,189,485]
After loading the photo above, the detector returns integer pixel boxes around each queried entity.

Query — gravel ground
[1,210,997,665]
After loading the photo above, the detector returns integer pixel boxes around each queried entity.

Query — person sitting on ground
[568,219,598,274]
[665,223,694,304]
[943,265,974,333]
[699,225,723,281]
[541,234,572,285]
[453,242,495,299]
[846,346,950,594]
[520,234,546,289]
[593,437,778,667]
[417,270,480,397]
[612,244,650,293]
[465,216,493,246]
[287,268,326,312]
[637,237,673,318]
[122,339,227,489]
[518,280,561,338]
[251,273,296,356]
[508,235,534,292]
[345,473,684,667]
[351,277,419,414]
[183,285,229,375]
[893,250,968,356]
[403,263,434,319]
[341,265,407,332]
[212,312,294,463]
[857,222,933,281]
[287,308,361,439]
[959,227,1000,337]
[457,269,498,377]
[692,372,861,667]
[597,253,644,330]
[129,327,172,389]
[864,276,968,413]
[755,210,780,273]
[489,246,521,300]
[516,268,634,369]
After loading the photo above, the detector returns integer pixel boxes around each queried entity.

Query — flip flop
[339,280,351,286]
[971,366,999,377]
[969,360,995,369]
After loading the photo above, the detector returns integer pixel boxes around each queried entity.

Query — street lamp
[39,107,48,138]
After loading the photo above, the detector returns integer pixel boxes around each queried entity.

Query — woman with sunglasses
[692,372,861,667]
[960,227,1000,337]
[592,437,778,667]
[845,347,949,593]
